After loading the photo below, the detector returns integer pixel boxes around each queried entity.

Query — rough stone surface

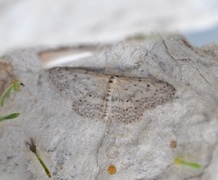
[0,35,218,180]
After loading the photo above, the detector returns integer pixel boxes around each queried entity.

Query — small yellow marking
[108,164,116,175]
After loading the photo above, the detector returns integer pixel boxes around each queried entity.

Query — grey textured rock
[0,35,218,180]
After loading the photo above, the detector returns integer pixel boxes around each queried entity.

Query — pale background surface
[1,1,218,180]
[0,0,218,54]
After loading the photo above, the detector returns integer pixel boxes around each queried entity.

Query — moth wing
[49,68,109,118]
[110,76,175,123]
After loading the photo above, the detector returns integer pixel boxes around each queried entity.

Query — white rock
[0,35,218,179]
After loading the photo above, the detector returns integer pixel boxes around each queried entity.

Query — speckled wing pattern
[109,76,175,123]
[49,67,109,118]
[49,67,175,123]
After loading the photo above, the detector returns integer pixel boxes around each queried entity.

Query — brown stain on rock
[170,140,177,148]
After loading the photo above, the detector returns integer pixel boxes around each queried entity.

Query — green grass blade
[175,158,201,169]
[1,86,13,106]
[0,113,20,121]
[0,80,24,106]
[35,152,51,178]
